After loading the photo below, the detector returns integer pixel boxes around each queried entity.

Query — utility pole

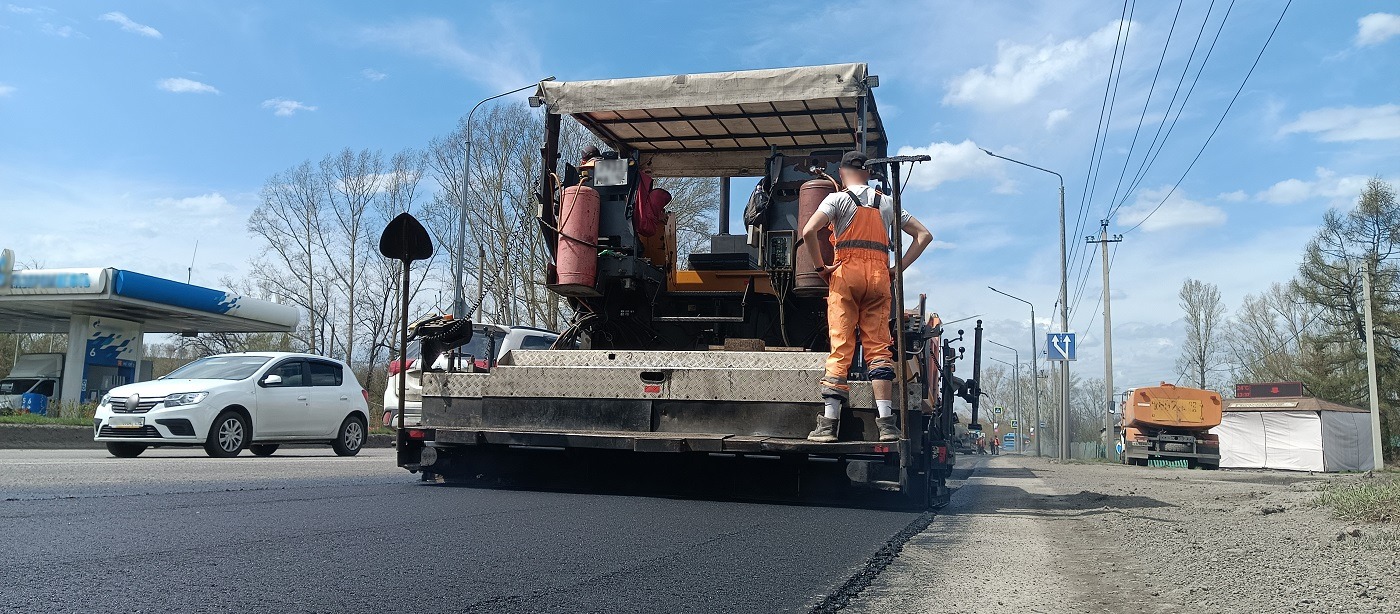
[1362,260,1385,471]
[1086,220,1123,460]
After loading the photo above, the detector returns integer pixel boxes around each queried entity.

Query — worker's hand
[817,264,837,281]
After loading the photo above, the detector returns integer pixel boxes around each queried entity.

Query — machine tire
[106,442,147,458]
[205,411,248,458]
[332,415,366,457]
[250,444,279,457]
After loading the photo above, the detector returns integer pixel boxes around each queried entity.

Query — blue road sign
[1046,332,1076,361]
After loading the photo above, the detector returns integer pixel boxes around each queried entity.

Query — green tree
[1293,178,1400,461]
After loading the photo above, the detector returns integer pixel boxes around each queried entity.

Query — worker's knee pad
[868,366,895,381]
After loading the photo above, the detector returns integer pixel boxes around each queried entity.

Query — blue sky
[2,1,1398,388]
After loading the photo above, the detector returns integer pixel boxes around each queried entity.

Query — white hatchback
[93,352,371,458]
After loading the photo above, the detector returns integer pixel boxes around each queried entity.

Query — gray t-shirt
[815,184,913,238]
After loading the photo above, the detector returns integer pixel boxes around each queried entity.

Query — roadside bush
[1318,473,1400,523]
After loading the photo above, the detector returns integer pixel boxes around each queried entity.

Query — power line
[1124,0,1292,234]
[1111,0,1234,220]
[1069,0,1133,284]
[1105,0,1185,218]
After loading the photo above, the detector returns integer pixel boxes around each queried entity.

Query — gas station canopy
[0,267,299,334]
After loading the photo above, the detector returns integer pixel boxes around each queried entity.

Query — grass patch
[1318,473,1400,523]
[0,413,93,426]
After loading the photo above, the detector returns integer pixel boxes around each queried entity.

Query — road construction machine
[396,64,984,507]
[1119,383,1222,469]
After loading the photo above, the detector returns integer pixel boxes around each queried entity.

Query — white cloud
[154,192,234,215]
[895,140,1006,191]
[40,22,77,38]
[357,17,540,90]
[943,20,1126,108]
[262,98,317,117]
[0,83,14,97]
[1217,190,1247,203]
[361,68,387,82]
[6,4,38,14]
[1356,13,1400,46]
[1278,104,1400,142]
[98,11,160,38]
[1116,187,1225,232]
[1045,108,1071,130]
[1255,167,1370,206]
[157,77,219,94]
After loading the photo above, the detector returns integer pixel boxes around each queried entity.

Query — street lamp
[983,149,1070,461]
[453,76,557,319]
[987,340,1022,454]
[988,286,1042,457]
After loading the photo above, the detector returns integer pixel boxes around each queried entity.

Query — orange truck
[1119,383,1222,469]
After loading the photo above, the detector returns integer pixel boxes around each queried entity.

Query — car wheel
[250,444,279,457]
[332,415,366,457]
[106,442,147,458]
[205,411,248,458]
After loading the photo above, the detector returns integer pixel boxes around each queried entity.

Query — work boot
[807,416,838,443]
[876,415,901,442]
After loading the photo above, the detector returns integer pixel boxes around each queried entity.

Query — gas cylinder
[557,185,600,288]
[794,179,837,296]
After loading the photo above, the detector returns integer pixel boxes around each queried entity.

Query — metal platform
[429,427,900,456]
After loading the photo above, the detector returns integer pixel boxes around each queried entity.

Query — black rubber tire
[205,411,248,458]
[106,442,147,458]
[332,415,366,457]
[249,444,279,457]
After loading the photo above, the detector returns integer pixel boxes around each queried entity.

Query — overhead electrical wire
[1067,0,1133,289]
[1108,0,1234,220]
[1123,0,1292,234]
[1105,0,1185,218]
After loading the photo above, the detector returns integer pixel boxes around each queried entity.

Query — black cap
[840,150,868,170]
[581,145,602,161]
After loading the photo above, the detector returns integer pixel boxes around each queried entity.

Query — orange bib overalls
[820,189,896,399]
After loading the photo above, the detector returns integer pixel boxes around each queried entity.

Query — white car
[93,352,371,458]
[383,324,559,427]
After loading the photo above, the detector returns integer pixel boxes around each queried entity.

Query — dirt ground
[849,455,1399,614]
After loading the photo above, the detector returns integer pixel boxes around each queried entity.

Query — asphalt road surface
[0,448,938,613]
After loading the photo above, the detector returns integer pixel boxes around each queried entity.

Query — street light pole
[453,77,556,319]
[983,150,1069,460]
[989,287,1041,457]
[988,340,1021,453]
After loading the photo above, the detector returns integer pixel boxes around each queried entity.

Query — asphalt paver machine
[398,64,984,508]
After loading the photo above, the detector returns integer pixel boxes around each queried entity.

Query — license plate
[109,416,145,429]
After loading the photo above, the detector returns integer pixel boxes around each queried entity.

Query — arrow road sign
[1046,332,1076,361]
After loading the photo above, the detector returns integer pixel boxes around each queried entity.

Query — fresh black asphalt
[0,449,930,613]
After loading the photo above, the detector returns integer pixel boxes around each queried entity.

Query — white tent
[1213,397,1375,472]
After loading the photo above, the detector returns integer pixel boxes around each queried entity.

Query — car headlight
[100,394,111,407]
[164,392,209,407]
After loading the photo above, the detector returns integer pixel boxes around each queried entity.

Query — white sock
[823,398,841,420]
[876,399,894,418]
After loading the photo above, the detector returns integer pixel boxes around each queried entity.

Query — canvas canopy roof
[536,63,886,177]
[1223,396,1368,413]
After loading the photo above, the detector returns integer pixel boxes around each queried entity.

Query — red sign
[1235,382,1303,398]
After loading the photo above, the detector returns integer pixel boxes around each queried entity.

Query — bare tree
[249,161,325,353]
[317,148,385,366]
[1176,278,1227,390]
[1226,283,1314,385]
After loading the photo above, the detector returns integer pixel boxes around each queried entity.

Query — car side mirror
[260,374,283,387]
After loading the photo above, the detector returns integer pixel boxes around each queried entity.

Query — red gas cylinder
[557,185,600,288]
[794,179,837,296]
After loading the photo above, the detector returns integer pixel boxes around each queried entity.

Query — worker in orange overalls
[802,150,933,443]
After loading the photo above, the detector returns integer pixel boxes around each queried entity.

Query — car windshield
[0,378,39,394]
[164,356,272,380]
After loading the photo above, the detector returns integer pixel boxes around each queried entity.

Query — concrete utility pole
[1086,220,1122,460]
[989,287,1041,457]
[1361,261,1386,471]
[981,149,1068,460]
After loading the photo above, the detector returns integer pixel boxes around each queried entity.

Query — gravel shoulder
[849,455,1399,614]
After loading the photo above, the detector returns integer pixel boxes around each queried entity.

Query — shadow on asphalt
[423,446,932,512]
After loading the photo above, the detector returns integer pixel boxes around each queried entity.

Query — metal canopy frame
[538,63,886,177]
